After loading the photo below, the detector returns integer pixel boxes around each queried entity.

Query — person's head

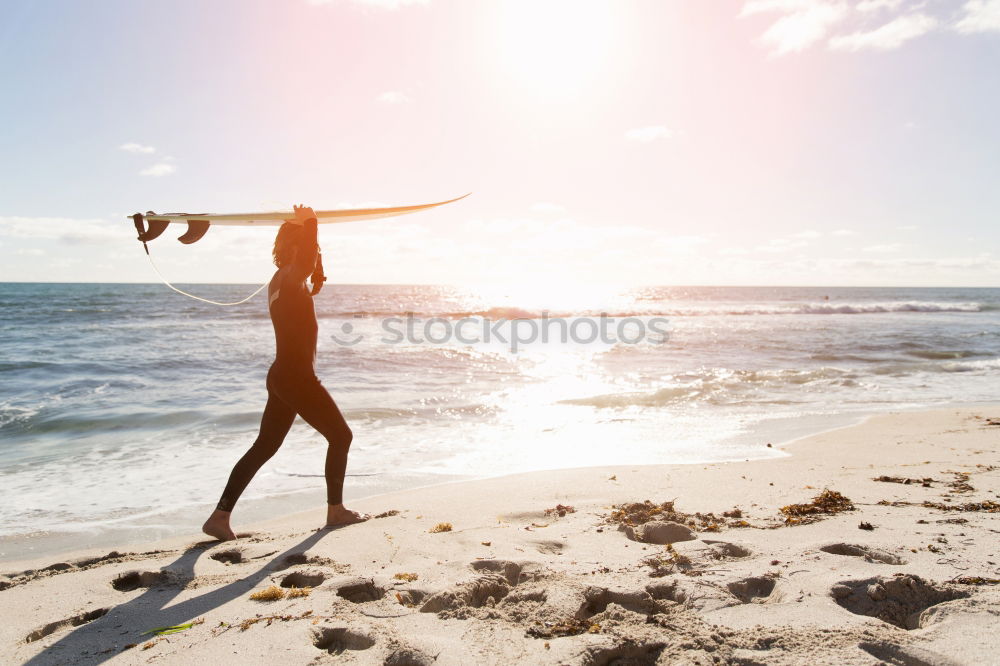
[273,223,303,268]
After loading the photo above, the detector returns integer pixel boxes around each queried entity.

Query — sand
[2,406,999,665]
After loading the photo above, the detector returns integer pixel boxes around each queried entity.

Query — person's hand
[286,203,317,226]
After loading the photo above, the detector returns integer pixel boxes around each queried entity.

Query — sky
[0,0,998,287]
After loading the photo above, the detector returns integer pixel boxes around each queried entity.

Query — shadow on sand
[23,529,329,665]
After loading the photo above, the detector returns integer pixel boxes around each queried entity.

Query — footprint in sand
[280,570,327,588]
[25,608,109,643]
[701,540,753,560]
[727,576,779,604]
[209,548,244,565]
[820,543,905,565]
[831,575,968,630]
[111,570,168,591]
[531,539,566,555]
[335,578,386,603]
[311,626,376,654]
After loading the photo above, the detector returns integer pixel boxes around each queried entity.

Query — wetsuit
[216,218,352,512]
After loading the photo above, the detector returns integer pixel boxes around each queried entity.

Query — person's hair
[273,223,302,267]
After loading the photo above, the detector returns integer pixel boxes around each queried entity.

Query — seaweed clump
[606,500,729,532]
[780,490,854,525]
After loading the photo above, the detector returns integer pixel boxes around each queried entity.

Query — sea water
[2,283,999,558]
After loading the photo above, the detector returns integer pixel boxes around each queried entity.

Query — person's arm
[287,204,318,282]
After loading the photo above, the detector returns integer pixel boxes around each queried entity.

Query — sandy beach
[2,405,999,665]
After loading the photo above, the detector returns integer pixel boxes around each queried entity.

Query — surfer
[202,204,367,541]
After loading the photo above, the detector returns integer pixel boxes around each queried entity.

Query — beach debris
[374,509,401,519]
[951,576,1000,586]
[287,586,311,598]
[240,609,314,632]
[723,508,743,518]
[879,499,1000,513]
[946,472,974,494]
[609,475,617,481]
[606,500,731,532]
[481,541,491,546]
[859,521,875,530]
[527,617,600,638]
[249,585,285,602]
[780,490,855,525]
[642,543,694,577]
[983,418,1000,426]
[429,522,453,533]
[394,572,419,582]
[142,618,204,636]
[544,503,576,517]
[873,475,934,487]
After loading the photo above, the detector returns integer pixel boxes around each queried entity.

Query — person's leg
[203,386,296,540]
[269,372,364,526]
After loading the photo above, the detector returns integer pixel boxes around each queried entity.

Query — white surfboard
[132,193,469,244]
[142,193,469,225]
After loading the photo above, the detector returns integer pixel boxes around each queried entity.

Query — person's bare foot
[325,503,370,528]
[202,509,237,541]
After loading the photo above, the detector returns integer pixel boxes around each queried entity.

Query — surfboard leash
[133,212,268,306]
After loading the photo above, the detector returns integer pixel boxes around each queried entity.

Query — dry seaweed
[393,572,419,582]
[606,500,727,532]
[873,475,934,487]
[287,586,311,598]
[429,522,453,533]
[238,609,314,632]
[779,490,854,525]
[543,504,576,517]
[642,543,694,578]
[527,617,600,639]
[952,576,1000,586]
[877,499,1000,513]
[946,472,974,494]
[858,521,875,531]
[374,510,401,519]
[249,585,285,602]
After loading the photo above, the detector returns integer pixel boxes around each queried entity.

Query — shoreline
[2,399,994,565]
[3,404,999,664]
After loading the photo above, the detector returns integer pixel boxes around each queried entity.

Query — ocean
[2,283,999,559]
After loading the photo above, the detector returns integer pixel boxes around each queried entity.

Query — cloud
[863,242,903,252]
[954,0,1000,33]
[309,0,428,8]
[377,90,410,104]
[119,142,156,154]
[832,228,858,236]
[829,12,937,50]
[793,230,822,238]
[743,0,849,55]
[140,163,176,177]
[755,237,810,253]
[0,216,121,244]
[625,126,674,142]
[856,0,902,12]
[895,224,918,231]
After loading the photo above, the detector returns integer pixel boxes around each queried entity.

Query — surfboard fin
[132,213,170,243]
[177,220,211,244]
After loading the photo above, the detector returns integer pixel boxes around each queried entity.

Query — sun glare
[490,0,625,97]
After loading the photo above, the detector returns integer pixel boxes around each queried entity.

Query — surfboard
[141,193,469,226]
[131,193,469,244]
